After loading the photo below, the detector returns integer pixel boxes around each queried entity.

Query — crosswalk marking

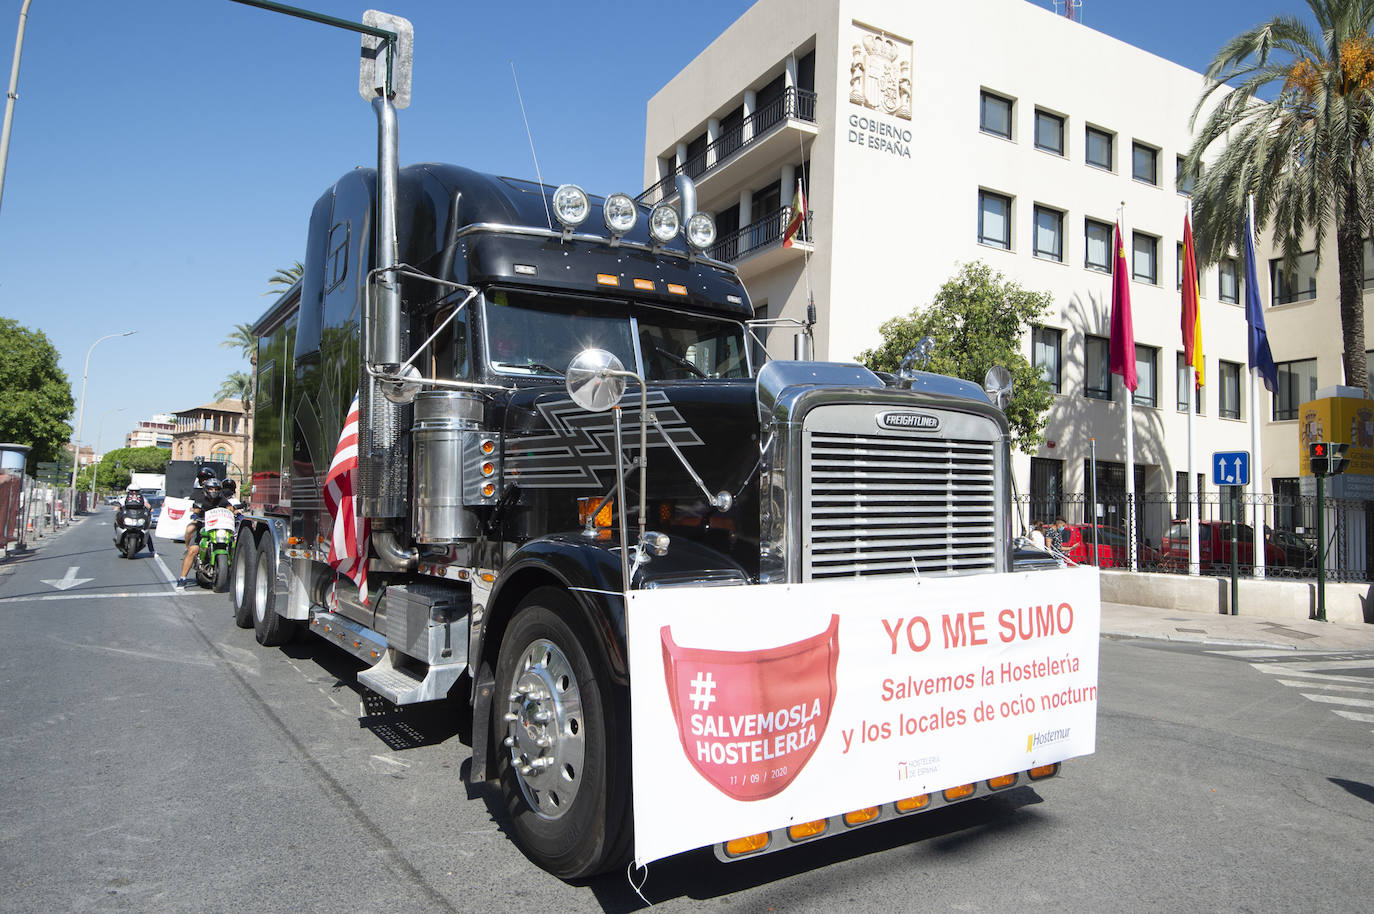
[1333,710,1374,723]
[1302,693,1374,709]
[1276,679,1374,694]
[1219,651,1374,736]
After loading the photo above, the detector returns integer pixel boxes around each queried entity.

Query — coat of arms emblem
[849,25,912,120]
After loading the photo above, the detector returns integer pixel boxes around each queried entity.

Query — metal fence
[1014,489,1371,582]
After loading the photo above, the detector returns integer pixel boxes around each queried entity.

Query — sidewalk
[1102,600,1374,651]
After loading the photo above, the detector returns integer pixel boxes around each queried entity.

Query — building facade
[171,400,250,486]
[125,414,175,450]
[643,0,1373,544]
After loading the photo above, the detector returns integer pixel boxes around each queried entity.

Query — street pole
[68,330,135,517]
[91,406,124,505]
[1230,486,1239,615]
[0,0,34,216]
[1315,473,1326,622]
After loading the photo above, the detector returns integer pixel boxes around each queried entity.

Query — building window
[1029,457,1064,525]
[1175,471,1205,521]
[978,190,1011,249]
[1274,358,1318,420]
[1364,239,1374,288]
[1085,218,1113,272]
[1367,349,1374,398]
[1273,477,1311,532]
[1177,352,1204,413]
[1132,142,1158,185]
[1085,126,1113,171]
[1085,335,1112,400]
[1033,205,1064,262]
[1033,326,1062,392]
[1132,231,1158,284]
[1270,252,1317,305]
[1176,155,1195,195]
[1035,109,1064,155]
[1134,345,1158,407]
[1219,360,1243,419]
[1219,257,1240,303]
[980,90,1013,139]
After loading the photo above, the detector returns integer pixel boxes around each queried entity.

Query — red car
[1059,523,1158,568]
[1159,520,1285,570]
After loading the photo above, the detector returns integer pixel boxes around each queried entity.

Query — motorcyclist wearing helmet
[115,484,154,555]
[176,477,238,588]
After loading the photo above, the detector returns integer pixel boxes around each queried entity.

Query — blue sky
[0,0,1296,455]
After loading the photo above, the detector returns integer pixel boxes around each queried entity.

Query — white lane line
[1251,665,1374,685]
[1209,649,1310,658]
[153,553,179,586]
[0,590,216,604]
[1276,679,1374,694]
[1302,693,1374,709]
[1332,710,1374,723]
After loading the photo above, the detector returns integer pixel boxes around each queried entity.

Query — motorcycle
[193,506,237,592]
[113,504,150,558]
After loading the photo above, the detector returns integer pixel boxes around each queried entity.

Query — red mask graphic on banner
[661,615,839,801]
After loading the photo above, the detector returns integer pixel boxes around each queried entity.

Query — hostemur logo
[1027,727,1071,752]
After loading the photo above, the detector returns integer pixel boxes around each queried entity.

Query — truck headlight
[648,203,679,243]
[603,193,637,235]
[552,184,589,230]
[685,212,716,251]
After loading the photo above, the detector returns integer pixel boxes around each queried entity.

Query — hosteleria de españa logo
[660,615,840,801]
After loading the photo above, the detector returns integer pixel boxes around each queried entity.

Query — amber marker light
[667,283,688,296]
[1029,763,1059,780]
[724,833,769,856]
[633,278,654,291]
[482,483,496,498]
[788,819,827,841]
[988,774,1017,790]
[596,273,619,286]
[481,461,496,477]
[943,783,975,801]
[577,496,613,528]
[843,806,880,826]
[895,794,930,812]
[480,439,496,455]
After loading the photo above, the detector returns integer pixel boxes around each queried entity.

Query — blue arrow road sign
[1212,450,1250,486]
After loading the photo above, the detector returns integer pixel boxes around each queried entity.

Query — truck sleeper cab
[231,164,1021,880]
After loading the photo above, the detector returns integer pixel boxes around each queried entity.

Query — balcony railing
[638,87,818,205]
[709,206,813,263]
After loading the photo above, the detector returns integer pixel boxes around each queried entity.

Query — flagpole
[1186,200,1200,576]
[1118,202,1137,571]
[1248,195,1266,581]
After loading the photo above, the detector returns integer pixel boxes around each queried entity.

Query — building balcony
[710,206,813,277]
[639,87,818,209]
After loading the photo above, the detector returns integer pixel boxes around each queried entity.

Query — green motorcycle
[193,506,237,592]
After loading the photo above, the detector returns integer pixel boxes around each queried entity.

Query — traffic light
[1310,441,1329,477]
[1329,442,1350,476]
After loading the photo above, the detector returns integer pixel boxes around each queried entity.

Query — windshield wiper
[652,346,707,378]
[492,360,564,376]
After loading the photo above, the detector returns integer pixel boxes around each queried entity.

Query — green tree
[95,446,170,490]
[1184,0,1374,391]
[216,370,253,417]
[221,322,256,363]
[857,261,1055,453]
[0,318,74,470]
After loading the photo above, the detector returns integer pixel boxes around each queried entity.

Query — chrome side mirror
[983,364,1014,410]
[565,349,627,412]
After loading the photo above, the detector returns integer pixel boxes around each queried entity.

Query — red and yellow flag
[782,180,806,248]
[1181,213,1204,387]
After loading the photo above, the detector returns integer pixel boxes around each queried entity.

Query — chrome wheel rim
[253,554,270,623]
[501,638,586,820]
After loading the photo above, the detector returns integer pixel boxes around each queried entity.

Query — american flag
[324,393,370,604]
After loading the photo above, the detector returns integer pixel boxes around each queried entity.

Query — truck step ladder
[357,651,465,705]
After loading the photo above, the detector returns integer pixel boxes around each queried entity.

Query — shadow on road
[1330,777,1374,806]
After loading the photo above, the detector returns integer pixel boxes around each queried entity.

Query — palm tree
[220,322,256,363]
[266,260,304,296]
[1184,0,1374,392]
[217,371,253,417]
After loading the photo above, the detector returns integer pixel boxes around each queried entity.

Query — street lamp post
[68,330,135,518]
[0,0,35,216]
[90,406,125,505]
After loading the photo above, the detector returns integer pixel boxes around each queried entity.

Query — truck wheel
[230,534,256,628]
[252,539,294,647]
[492,587,631,880]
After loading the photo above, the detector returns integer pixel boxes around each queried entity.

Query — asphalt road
[1,513,1371,913]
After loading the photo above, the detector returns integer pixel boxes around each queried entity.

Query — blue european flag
[1244,209,1279,393]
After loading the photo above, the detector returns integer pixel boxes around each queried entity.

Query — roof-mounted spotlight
[603,192,637,245]
[552,184,590,237]
[685,211,716,253]
[649,203,680,245]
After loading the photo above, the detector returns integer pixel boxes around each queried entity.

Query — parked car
[1268,528,1317,570]
[1159,519,1285,571]
[1013,536,1067,571]
[1059,523,1158,568]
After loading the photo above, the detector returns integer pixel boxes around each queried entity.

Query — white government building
[641,0,1367,545]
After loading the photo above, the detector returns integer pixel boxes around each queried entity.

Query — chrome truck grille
[804,431,998,578]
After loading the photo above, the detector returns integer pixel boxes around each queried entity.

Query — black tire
[230,533,256,628]
[492,587,631,880]
[252,538,294,646]
[212,551,230,593]
[194,553,212,588]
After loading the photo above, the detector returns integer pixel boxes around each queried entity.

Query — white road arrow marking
[40,566,93,591]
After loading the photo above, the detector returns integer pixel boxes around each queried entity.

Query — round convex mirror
[566,349,627,412]
[983,364,1014,410]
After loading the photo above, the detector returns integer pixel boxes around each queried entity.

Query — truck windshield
[483,289,750,380]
